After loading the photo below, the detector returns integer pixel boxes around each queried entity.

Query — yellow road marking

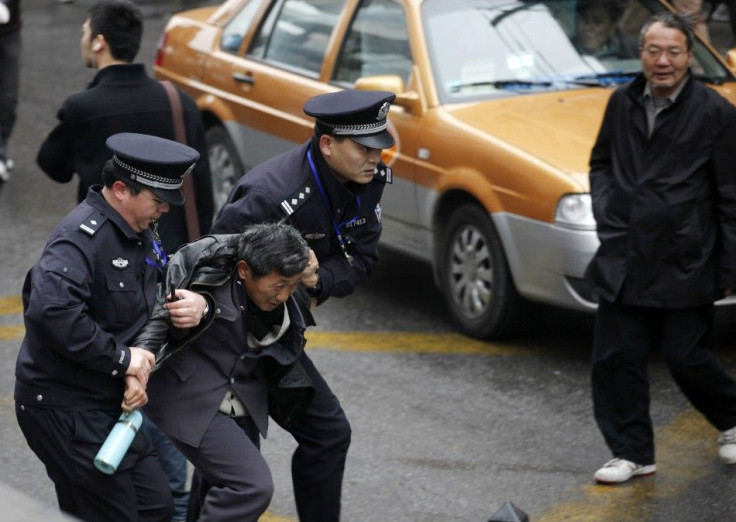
[0,324,24,340]
[259,513,295,522]
[0,295,724,520]
[537,409,716,521]
[306,331,536,356]
[0,295,22,315]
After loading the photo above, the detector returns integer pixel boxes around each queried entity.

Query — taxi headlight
[555,194,596,230]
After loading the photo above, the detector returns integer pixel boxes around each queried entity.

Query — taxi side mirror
[725,49,736,76]
[355,70,426,116]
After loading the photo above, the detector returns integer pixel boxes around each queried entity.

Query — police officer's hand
[122,375,148,412]
[301,248,319,289]
[164,289,209,328]
[127,347,154,387]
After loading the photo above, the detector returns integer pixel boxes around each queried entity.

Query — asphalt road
[3,1,736,521]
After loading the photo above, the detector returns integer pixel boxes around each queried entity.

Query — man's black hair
[88,0,143,62]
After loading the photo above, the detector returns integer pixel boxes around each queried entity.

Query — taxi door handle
[232,72,255,85]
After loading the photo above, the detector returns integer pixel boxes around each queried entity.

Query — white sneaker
[5,158,12,170]
[718,426,736,464]
[0,160,9,182]
[594,458,656,484]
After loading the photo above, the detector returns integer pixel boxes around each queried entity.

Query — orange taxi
[154,0,736,338]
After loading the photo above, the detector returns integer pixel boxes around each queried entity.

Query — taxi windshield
[422,0,732,102]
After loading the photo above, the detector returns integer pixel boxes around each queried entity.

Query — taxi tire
[206,125,245,210]
[439,204,522,339]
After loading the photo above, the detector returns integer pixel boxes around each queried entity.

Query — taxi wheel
[439,204,522,339]
[206,126,245,210]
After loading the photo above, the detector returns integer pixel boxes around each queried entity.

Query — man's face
[576,6,616,54]
[321,135,383,185]
[123,188,171,233]
[237,262,302,312]
[80,19,97,69]
[640,21,692,97]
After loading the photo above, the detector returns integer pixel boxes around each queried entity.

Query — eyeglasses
[641,46,687,60]
[141,190,168,208]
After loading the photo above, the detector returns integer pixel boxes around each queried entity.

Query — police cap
[303,90,396,150]
[106,132,199,206]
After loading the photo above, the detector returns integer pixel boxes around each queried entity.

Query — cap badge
[182,162,196,178]
[111,257,129,270]
[376,102,390,121]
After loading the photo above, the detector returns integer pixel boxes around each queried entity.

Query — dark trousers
[16,403,173,522]
[176,413,273,522]
[141,413,190,521]
[0,30,20,161]
[288,351,352,522]
[592,299,736,465]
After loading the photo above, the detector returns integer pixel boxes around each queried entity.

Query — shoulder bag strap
[160,80,201,242]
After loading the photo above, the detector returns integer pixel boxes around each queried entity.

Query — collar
[88,63,148,89]
[85,185,151,242]
[643,78,686,105]
[629,71,692,104]
[307,139,365,208]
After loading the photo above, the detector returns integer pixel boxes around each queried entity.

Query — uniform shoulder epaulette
[280,180,316,216]
[374,165,393,184]
[78,211,108,236]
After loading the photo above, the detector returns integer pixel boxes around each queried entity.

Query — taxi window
[221,0,268,53]
[333,0,412,85]
[248,0,345,76]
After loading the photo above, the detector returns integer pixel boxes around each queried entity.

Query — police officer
[14,132,208,521]
[212,89,395,522]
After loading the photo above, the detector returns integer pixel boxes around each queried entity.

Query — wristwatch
[305,276,322,298]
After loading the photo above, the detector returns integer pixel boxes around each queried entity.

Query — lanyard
[145,220,168,268]
[307,149,360,265]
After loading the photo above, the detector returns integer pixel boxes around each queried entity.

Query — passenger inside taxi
[572,0,638,58]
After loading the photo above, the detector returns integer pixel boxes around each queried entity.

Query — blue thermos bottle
[94,409,143,475]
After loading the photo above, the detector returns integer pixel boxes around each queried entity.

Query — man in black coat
[211,89,395,521]
[586,12,736,484]
[37,0,214,254]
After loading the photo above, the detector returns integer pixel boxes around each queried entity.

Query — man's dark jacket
[133,235,310,447]
[37,63,214,253]
[586,73,736,307]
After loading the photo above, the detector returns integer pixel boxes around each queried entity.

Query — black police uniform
[211,90,395,522]
[14,133,198,522]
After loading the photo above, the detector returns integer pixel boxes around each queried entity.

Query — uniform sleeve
[712,103,736,289]
[314,181,385,302]
[211,185,283,234]
[24,234,131,377]
[36,102,76,184]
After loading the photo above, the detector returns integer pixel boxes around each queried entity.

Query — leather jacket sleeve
[131,234,240,368]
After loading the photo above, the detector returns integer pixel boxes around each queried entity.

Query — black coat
[212,139,390,303]
[586,73,736,307]
[37,63,215,253]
